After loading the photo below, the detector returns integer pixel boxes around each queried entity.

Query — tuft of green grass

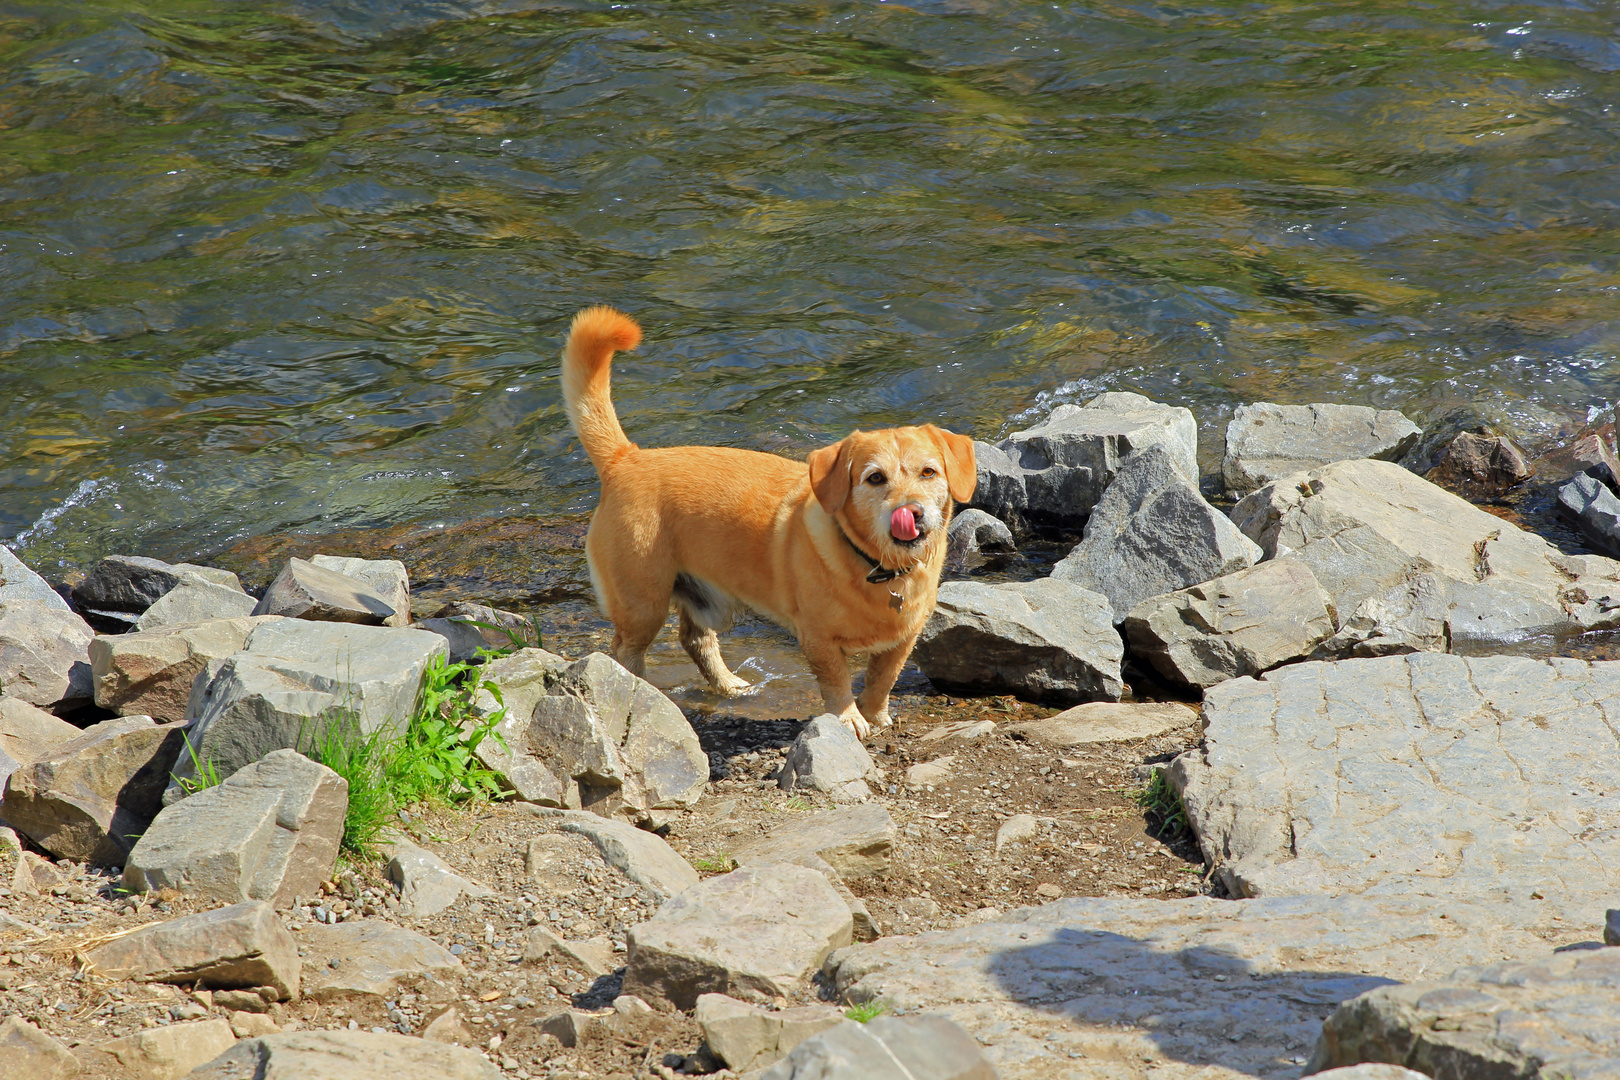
[172,732,223,796]
[301,713,397,861]
[692,853,736,875]
[1135,769,1188,840]
[844,1000,887,1023]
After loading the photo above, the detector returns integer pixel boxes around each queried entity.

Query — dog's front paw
[838,707,872,740]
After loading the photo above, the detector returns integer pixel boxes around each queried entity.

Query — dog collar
[838,525,912,585]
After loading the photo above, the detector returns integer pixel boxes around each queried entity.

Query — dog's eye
[920,466,937,478]
[865,472,886,486]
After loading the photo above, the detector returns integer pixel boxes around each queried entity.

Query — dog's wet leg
[857,638,914,731]
[801,636,867,739]
[677,609,750,695]
[609,611,664,680]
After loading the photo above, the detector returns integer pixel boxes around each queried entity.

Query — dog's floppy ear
[808,438,853,516]
[927,425,977,503]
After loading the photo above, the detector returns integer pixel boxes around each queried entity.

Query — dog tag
[888,590,905,613]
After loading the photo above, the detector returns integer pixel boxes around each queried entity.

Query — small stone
[382,836,493,917]
[1003,701,1195,746]
[1425,432,1530,500]
[905,756,955,787]
[423,1006,470,1045]
[552,811,700,902]
[778,716,880,802]
[1035,883,1063,899]
[994,814,1038,853]
[612,994,652,1017]
[522,927,616,979]
[695,993,844,1073]
[944,509,1015,570]
[917,719,995,743]
[228,1011,281,1038]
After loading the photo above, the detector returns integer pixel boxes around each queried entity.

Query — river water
[4,0,1620,600]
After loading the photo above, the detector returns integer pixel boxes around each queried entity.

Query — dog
[561,305,976,738]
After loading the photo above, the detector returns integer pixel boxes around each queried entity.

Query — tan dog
[561,306,976,738]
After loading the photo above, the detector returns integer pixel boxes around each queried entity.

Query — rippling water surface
[4,0,1620,577]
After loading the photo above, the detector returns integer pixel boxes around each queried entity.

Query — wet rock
[1222,401,1420,496]
[70,555,243,616]
[184,1030,500,1080]
[1002,701,1196,747]
[778,715,881,802]
[381,836,493,917]
[0,1016,77,1080]
[1170,654,1620,928]
[3,714,187,864]
[523,926,617,979]
[968,392,1198,531]
[0,695,80,790]
[1122,559,1336,687]
[0,600,94,709]
[1399,400,1578,476]
[732,802,895,882]
[1424,431,1530,500]
[912,579,1123,706]
[1556,472,1620,557]
[1053,445,1262,623]
[944,509,1015,570]
[412,601,537,664]
[1533,431,1620,487]
[135,579,258,631]
[623,864,854,1009]
[125,749,347,907]
[175,619,446,788]
[305,554,412,627]
[297,920,461,1000]
[250,557,397,624]
[0,546,70,610]
[85,900,301,1000]
[95,1018,235,1080]
[1309,947,1620,1079]
[90,615,278,721]
[1232,459,1620,648]
[552,810,699,902]
[759,1015,997,1080]
[695,993,844,1073]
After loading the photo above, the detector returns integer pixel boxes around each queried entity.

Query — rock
[695,993,844,1073]
[1310,1068,1429,1080]
[0,696,80,789]
[125,749,347,907]
[1170,654,1620,929]
[613,994,652,1016]
[1309,947,1620,1079]
[135,580,258,631]
[944,509,1015,570]
[1607,908,1620,947]
[1557,472,1620,557]
[183,1030,501,1080]
[732,803,895,882]
[552,811,699,902]
[250,557,397,624]
[623,864,854,1009]
[918,719,995,743]
[994,814,1038,853]
[228,1012,280,1038]
[524,833,582,895]
[0,547,69,610]
[1003,701,1196,746]
[912,579,1123,706]
[1222,401,1421,495]
[968,392,1198,531]
[1052,445,1262,623]
[297,920,460,1000]
[778,715,881,802]
[0,600,94,709]
[758,1016,997,1080]
[0,1016,78,1080]
[95,1018,235,1080]
[1534,431,1620,486]
[422,1007,469,1044]
[70,555,243,614]
[905,756,955,787]
[522,926,617,978]
[1424,431,1530,500]
[1122,559,1337,687]
[412,602,538,664]
[381,836,493,917]
[1232,459,1620,648]
[212,989,272,1014]
[1400,400,1578,476]
[306,555,411,627]
[90,616,278,721]
[176,619,446,788]
[3,714,187,863]
[464,648,573,804]
[537,1010,609,1048]
[85,900,300,1000]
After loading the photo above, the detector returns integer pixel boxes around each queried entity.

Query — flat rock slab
[732,802,895,882]
[296,920,461,1000]
[778,715,881,802]
[0,547,69,610]
[759,1015,997,1080]
[552,810,699,902]
[695,993,844,1073]
[70,555,242,614]
[1170,654,1620,931]
[96,1017,236,1080]
[251,557,397,624]
[828,895,1577,1080]
[623,864,854,1010]
[85,900,301,1001]
[0,599,94,709]
[1003,702,1197,746]
[0,695,80,790]
[1222,402,1420,495]
[1311,946,1620,1079]
[307,554,411,627]
[90,616,279,721]
[912,579,1123,706]
[0,1016,78,1080]
[135,579,257,631]
[185,1030,500,1079]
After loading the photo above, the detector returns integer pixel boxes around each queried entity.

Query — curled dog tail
[561,305,642,475]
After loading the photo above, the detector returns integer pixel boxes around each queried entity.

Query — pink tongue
[891,506,919,541]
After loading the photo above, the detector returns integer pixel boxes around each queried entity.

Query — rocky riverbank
[2,392,1619,1079]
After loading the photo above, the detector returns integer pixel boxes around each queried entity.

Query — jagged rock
[184,1030,500,1079]
[944,509,1015,570]
[732,803,895,881]
[296,920,461,1000]
[1557,472,1620,558]
[552,811,699,902]
[1534,431,1620,486]
[1309,947,1620,1079]
[2,714,187,863]
[759,1015,998,1080]
[523,926,617,979]
[1123,559,1337,687]
[307,554,411,628]
[695,994,844,1073]
[94,1018,235,1080]
[412,602,537,664]
[0,696,80,790]
[1222,401,1420,495]
[125,749,347,907]
[1607,908,1620,946]
[250,557,396,624]
[1003,701,1196,746]
[778,715,881,802]
[90,616,278,721]
[85,900,301,1000]
[968,392,1198,531]
[537,1010,610,1048]
[0,1016,78,1080]
[465,648,573,803]
[135,579,257,631]
[623,864,854,1009]
[912,579,1123,706]
[1053,445,1262,623]
[1232,459,1620,648]
[1169,654,1620,930]
[0,547,69,610]
[381,836,493,917]
[70,555,243,615]
[0,600,94,709]
[1425,431,1530,500]
[174,619,446,789]
[1399,401,1578,476]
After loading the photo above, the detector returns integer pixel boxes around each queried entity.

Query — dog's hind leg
[677,608,750,695]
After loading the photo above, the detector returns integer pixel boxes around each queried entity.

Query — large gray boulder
[307,554,412,628]
[185,1030,500,1080]
[778,715,882,802]
[85,900,301,1000]
[1052,445,1262,623]
[1169,654,1620,932]
[759,1015,998,1080]
[968,392,1198,531]
[0,696,80,791]
[0,547,69,610]
[251,557,397,625]
[1123,558,1336,687]
[1556,471,1620,558]
[175,619,446,789]
[70,554,243,616]
[0,600,94,709]
[1222,402,1420,495]
[90,615,279,721]
[944,509,1015,571]
[912,579,1123,706]
[1232,459,1620,648]
[125,749,347,907]
[135,578,257,631]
